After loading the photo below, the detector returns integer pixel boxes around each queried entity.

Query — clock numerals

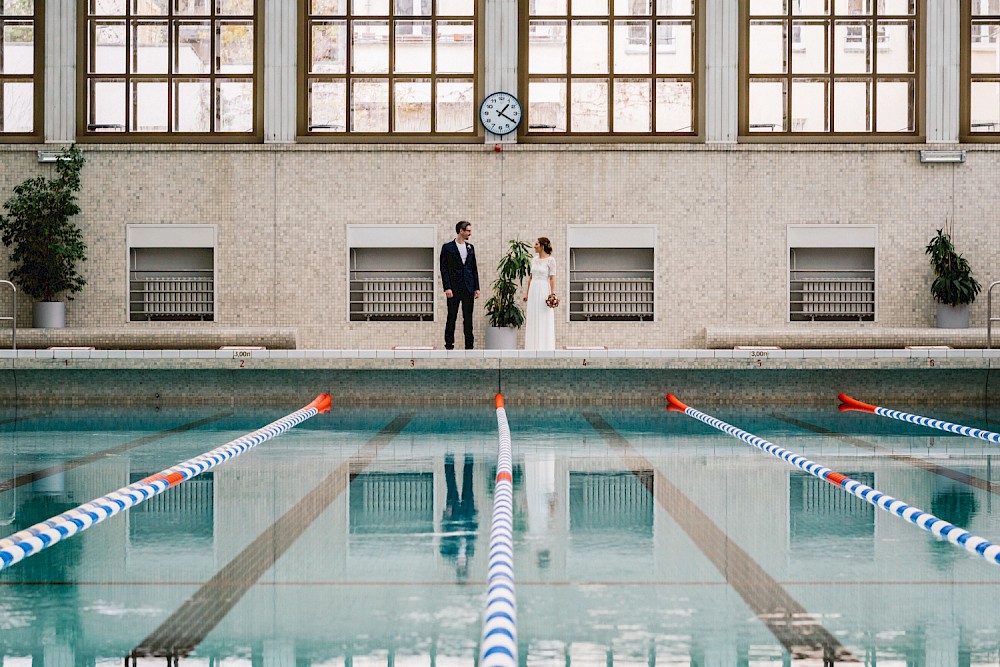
[480,92,522,136]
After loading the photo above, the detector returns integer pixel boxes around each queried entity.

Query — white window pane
[834,0,868,14]
[3,0,34,16]
[834,21,871,73]
[749,20,785,74]
[878,0,913,15]
[791,21,828,74]
[394,0,430,16]
[217,0,254,15]
[791,78,828,131]
[173,78,210,131]
[970,23,1000,74]
[215,78,252,131]
[92,0,126,13]
[749,0,784,14]
[308,79,346,131]
[571,20,607,73]
[655,20,691,74]
[1,22,33,74]
[874,20,912,74]
[437,0,472,15]
[311,0,347,15]
[2,80,32,132]
[131,79,167,131]
[133,0,168,15]
[311,20,347,74]
[613,0,649,15]
[353,0,389,15]
[793,0,828,14]
[570,78,608,131]
[435,79,473,131]
[436,21,474,74]
[612,78,649,131]
[175,21,211,74]
[529,20,566,74]
[528,79,565,131]
[352,20,389,73]
[654,78,691,131]
[394,20,430,73]
[132,21,168,74]
[875,79,911,131]
[971,81,1000,132]
[91,21,126,74]
[833,79,870,131]
[748,79,785,131]
[351,78,388,131]
[217,21,253,74]
[89,78,126,130]
[657,0,693,15]
[175,0,212,15]
[573,0,607,13]
[614,21,651,75]
[393,79,430,131]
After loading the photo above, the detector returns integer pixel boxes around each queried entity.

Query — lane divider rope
[480,393,517,667]
[839,393,1000,444]
[0,394,332,572]
[666,393,1000,567]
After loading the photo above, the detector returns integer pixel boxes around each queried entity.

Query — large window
[81,0,259,138]
[743,0,919,138]
[966,0,1000,139]
[302,0,477,136]
[0,0,40,139]
[523,0,698,138]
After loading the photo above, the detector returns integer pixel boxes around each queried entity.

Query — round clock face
[479,92,522,136]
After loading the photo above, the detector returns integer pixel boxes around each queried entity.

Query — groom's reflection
[440,453,477,580]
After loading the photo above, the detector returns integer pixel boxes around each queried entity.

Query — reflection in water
[930,480,980,569]
[440,453,477,580]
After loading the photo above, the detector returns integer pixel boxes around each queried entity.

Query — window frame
[297,0,485,142]
[517,0,705,143]
[76,0,264,143]
[961,0,1000,142]
[0,0,43,142]
[739,0,926,143]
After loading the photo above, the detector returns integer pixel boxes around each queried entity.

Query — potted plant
[484,239,533,349]
[925,228,981,329]
[0,145,87,328]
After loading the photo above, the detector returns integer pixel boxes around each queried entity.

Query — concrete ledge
[705,326,990,349]
[2,327,298,350]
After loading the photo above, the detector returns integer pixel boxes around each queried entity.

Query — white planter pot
[485,326,518,350]
[936,303,970,329]
[32,301,65,329]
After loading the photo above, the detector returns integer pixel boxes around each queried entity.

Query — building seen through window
[305,0,476,135]
[0,0,37,137]
[83,0,257,136]
[525,0,697,136]
[969,0,1000,137]
[745,0,918,136]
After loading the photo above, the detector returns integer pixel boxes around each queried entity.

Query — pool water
[1,403,1000,665]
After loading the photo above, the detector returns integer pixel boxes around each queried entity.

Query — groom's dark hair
[456,220,471,234]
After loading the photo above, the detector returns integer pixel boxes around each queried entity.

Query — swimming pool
[1,402,1000,665]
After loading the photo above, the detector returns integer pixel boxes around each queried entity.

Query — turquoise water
[1,404,1000,664]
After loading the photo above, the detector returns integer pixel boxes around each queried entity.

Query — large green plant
[0,145,87,302]
[484,239,533,328]
[925,228,981,307]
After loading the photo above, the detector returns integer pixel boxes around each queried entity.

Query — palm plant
[925,228,981,307]
[484,239,533,328]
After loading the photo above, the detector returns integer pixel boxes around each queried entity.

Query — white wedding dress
[524,256,557,350]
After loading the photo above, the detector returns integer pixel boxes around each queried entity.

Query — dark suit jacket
[440,240,480,294]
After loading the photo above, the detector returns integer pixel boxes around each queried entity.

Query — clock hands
[496,104,518,123]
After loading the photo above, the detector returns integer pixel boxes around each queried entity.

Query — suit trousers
[445,287,475,349]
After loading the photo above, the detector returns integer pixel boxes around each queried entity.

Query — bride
[522,237,557,350]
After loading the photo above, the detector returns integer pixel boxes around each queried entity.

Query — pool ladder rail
[988,281,1000,349]
[1,280,14,350]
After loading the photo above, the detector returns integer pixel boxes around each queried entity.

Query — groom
[440,220,481,350]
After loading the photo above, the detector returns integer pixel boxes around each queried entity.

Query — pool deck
[1,346,999,370]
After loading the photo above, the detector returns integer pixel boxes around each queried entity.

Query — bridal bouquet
[545,293,559,308]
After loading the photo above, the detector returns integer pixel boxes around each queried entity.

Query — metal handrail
[988,281,1000,349]
[0,280,15,350]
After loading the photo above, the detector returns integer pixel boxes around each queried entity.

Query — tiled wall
[0,144,996,350]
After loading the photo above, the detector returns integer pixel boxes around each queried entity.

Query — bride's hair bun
[537,237,553,254]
